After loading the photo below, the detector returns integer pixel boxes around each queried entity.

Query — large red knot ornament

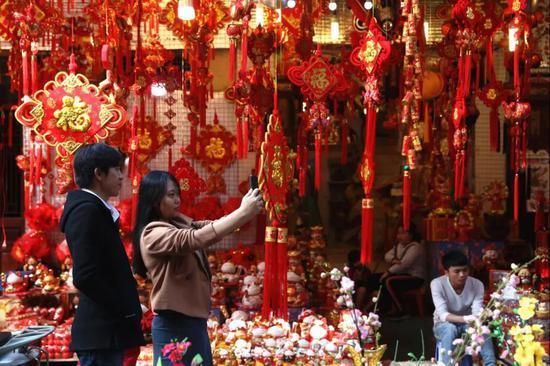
[287,47,348,191]
[259,111,295,320]
[15,63,128,193]
[189,114,237,194]
[15,71,127,158]
[350,19,391,265]
[169,157,207,204]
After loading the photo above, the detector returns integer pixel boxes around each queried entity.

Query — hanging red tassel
[35,144,42,195]
[314,131,321,190]
[242,117,249,159]
[229,39,236,82]
[236,118,243,159]
[31,42,38,94]
[423,102,431,143]
[276,228,288,319]
[521,125,527,170]
[360,198,374,265]
[262,226,277,318]
[513,42,520,97]
[463,52,472,96]
[21,45,30,97]
[454,151,465,200]
[241,20,248,72]
[486,39,496,83]
[514,173,519,221]
[403,167,411,231]
[8,108,14,148]
[341,120,348,165]
[489,108,500,152]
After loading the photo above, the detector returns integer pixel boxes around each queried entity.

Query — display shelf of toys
[0,257,77,362]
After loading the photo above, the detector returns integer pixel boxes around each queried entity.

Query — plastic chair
[385,275,426,317]
[402,287,426,317]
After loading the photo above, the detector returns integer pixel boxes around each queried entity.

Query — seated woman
[364,223,426,318]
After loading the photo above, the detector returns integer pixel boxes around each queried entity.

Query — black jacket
[60,190,145,351]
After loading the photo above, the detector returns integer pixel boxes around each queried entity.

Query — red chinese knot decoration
[350,19,391,265]
[190,114,237,194]
[288,46,348,191]
[259,110,295,320]
[15,60,127,192]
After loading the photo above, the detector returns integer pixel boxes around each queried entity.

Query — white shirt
[430,275,485,325]
[81,189,120,222]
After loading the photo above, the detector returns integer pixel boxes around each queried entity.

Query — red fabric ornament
[119,116,174,174]
[259,110,295,319]
[15,64,127,159]
[123,237,133,263]
[223,243,255,269]
[115,199,134,235]
[184,196,223,221]
[478,81,507,152]
[54,240,71,264]
[350,19,391,265]
[288,46,349,190]
[25,203,59,232]
[11,230,50,263]
[169,157,207,204]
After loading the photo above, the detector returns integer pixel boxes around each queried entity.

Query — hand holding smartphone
[249,175,259,189]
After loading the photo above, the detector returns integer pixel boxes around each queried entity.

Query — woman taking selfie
[132,171,263,365]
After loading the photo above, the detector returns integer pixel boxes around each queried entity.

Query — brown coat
[140,214,218,318]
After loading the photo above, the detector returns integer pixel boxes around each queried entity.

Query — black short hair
[73,143,123,189]
[442,250,469,270]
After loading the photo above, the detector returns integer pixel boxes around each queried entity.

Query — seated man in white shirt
[431,250,496,366]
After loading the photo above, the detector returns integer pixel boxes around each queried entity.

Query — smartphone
[249,175,259,189]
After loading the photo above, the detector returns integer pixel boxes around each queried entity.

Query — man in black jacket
[60,143,144,366]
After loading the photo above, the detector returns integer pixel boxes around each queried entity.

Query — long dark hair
[132,170,180,277]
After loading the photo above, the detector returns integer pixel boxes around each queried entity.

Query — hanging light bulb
[509,27,518,52]
[364,0,373,10]
[151,82,167,97]
[275,8,282,23]
[328,1,337,11]
[178,0,195,20]
[330,21,340,41]
[287,0,296,8]
[255,3,264,27]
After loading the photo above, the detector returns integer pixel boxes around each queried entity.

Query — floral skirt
[152,310,212,366]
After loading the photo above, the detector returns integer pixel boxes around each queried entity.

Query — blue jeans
[434,322,496,366]
[76,349,124,366]
[152,311,213,366]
